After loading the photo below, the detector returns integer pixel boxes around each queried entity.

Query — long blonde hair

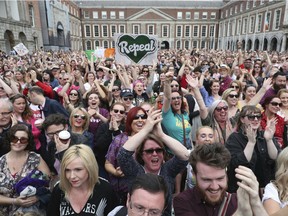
[274,147,288,202]
[60,144,99,200]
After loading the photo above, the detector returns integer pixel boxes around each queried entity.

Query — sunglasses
[123,97,133,101]
[231,85,239,89]
[246,114,261,121]
[134,114,148,120]
[171,96,182,100]
[73,114,86,120]
[11,136,29,144]
[228,94,239,98]
[143,70,149,72]
[69,93,78,96]
[270,102,282,107]
[171,84,179,88]
[143,148,164,155]
[112,88,119,92]
[113,109,125,114]
[254,66,261,68]
[215,106,228,112]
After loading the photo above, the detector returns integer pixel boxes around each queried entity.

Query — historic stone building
[0,0,43,53]
[77,0,287,52]
[219,0,287,52]
[78,1,222,50]
[0,0,287,52]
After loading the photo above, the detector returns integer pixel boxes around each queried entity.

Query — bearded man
[260,71,287,106]
[173,143,237,216]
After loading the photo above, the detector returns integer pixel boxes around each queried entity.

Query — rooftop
[75,0,224,8]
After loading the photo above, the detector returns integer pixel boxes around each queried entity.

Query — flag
[85,49,115,61]
[264,12,269,32]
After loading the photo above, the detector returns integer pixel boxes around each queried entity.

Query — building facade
[77,0,287,52]
[0,0,287,53]
[0,0,43,53]
[219,0,287,52]
[78,1,222,51]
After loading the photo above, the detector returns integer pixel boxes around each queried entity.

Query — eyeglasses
[130,202,162,216]
[171,84,179,88]
[231,85,239,89]
[112,88,119,92]
[171,96,182,100]
[113,109,125,114]
[228,94,239,99]
[0,111,12,117]
[46,127,65,137]
[11,136,29,144]
[143,148,164,155]
[246,114,262,121]
[134,114,148,120]
[270,102,282,107]
[123,97,133,101]
[69,93,78,96]
[215,106,228,112]
[73,114,86,120]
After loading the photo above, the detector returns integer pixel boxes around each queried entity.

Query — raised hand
[246,124,257,144]
[144,108,162,130]
[264,117,277,141]
[185,74,198,89]
[262,77,272,90]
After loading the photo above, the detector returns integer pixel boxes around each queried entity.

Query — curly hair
[5,124,35,151]
[190,143,231,175]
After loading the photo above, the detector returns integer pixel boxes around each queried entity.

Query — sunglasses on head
[171,96,181,100]
[215,106,228,112]
[112,88,119,92]
[73,114,86,120]
[143,148,164,155]
[246,114,262,121]
[228,94,239,99]
[69,93,78,96]
[11,136,29,144]
[123,97,133,101]
[113,109,125,114]
[134,114,147,120]
[270,102,282,107]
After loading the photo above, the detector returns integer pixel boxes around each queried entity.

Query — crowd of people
[0,45,288,215]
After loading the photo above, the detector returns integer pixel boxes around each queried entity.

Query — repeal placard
[114,34,158,65]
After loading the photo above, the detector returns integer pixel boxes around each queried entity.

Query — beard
[196,184,227,206]
[273,83,286,93]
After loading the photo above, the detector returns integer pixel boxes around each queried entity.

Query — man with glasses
[108,173,168,216]
[41,113,82,175]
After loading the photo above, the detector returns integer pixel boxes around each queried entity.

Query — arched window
[86,41,92,50]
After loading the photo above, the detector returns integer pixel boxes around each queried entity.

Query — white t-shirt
[262,182,288,208]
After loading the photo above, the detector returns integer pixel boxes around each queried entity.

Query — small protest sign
[13,43,29,56]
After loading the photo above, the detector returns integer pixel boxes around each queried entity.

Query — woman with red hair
[105,106,148,205]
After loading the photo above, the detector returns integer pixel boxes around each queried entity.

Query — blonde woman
[47,144,119,215]
[263,147,288,215]
[222,88,240,122]
[69,108,94,148]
